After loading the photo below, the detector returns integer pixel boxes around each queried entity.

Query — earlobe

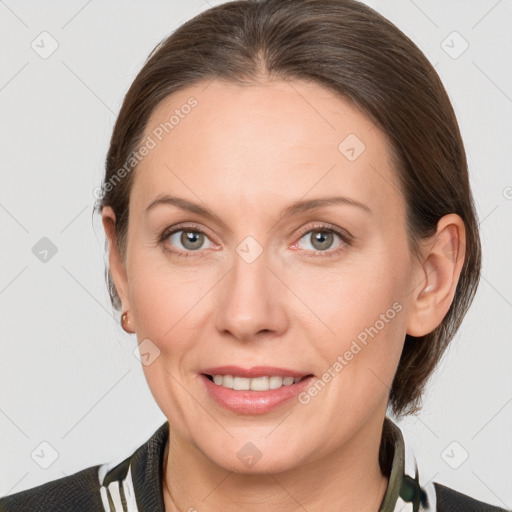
[101,206,131,314]
[406,214,466,337]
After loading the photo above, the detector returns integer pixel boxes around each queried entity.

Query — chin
[199,438,309,476]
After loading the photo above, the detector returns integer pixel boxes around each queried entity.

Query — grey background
[0,0,511,507]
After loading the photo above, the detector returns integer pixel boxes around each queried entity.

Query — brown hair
[95,0,481,417]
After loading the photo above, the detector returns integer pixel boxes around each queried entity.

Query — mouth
[199,366,315,415]
[203,373,310,391]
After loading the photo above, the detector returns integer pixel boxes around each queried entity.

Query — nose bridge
[214,237,287,340]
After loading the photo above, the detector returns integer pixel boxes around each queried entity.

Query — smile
[199,366,315,415]
[206,374,304,391]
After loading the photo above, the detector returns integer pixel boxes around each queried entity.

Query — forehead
[131,78,403,218]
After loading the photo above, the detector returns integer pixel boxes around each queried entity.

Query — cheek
[125,254,215,427]
[295,249,409,380]
[126,249,213,347]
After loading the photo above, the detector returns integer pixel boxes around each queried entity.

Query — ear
[406,213,466,337]
[101,206,131,314]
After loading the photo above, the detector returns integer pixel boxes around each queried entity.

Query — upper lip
[201,366,312,378]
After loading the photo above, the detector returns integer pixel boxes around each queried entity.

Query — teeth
[222,375,233,388]
[270,376,283,389]
[233,376,250,391]
[210,374,304,391]
[250,376,269,391]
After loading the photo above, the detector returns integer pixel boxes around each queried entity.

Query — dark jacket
[0,417,508,511]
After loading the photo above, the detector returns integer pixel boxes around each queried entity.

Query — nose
[214,245,289,342]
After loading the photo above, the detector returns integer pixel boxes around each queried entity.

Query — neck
[162,414,390,512]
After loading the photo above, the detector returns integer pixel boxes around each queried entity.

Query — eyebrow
[280,196,372,217]
[145,194,371,226]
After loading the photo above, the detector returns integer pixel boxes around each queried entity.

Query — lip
[201,365,310,378]
[200,366,314,415]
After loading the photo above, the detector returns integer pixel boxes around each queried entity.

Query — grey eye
[168,230,212,251]
[298,230,341,252]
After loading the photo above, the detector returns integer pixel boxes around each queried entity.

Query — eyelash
[158,222,352,259]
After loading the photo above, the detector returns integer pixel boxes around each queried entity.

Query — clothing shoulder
[0,422,169,512]
[435,482,510,512]
[0,465,104,512]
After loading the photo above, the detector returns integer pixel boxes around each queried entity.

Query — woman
[0,0,508,511]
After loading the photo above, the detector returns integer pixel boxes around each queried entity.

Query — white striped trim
[122,463,139,512]
[98,459,139,512]
[98,455,129,486]
[108,480,124,511]
[99,485,111,512]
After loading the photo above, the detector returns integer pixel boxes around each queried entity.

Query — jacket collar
[100,416,435,511]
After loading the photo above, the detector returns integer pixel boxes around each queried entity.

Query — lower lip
[200,374,314,415]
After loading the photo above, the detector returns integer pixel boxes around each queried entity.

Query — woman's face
[108,79,426,473]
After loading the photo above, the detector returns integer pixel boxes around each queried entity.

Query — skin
[102,78,466,511]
